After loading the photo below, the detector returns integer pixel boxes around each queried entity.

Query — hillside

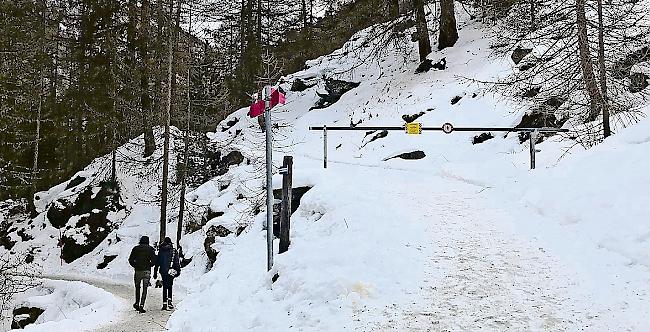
[163,15,650,331]
[3,6,650,332]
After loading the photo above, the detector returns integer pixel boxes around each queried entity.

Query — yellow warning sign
[405,122,422,135]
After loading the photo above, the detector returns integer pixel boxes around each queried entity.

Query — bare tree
[0,252,40,318]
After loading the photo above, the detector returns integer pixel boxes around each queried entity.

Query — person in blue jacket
[154,237,180,310]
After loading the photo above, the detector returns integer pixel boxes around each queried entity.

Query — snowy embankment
[166,12,650,332]
[7,279,120,332]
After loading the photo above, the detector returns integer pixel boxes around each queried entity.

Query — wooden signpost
[279,156,293,254]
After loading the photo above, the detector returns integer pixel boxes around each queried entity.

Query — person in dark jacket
[128,236,156,313]
[154,237,180,310]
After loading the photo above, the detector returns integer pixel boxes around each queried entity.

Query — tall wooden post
[279,156,293,254]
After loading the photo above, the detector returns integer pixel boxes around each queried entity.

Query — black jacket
[128,244,156,271]
[154,243,180,277]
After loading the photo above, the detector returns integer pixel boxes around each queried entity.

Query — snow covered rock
[11,307,44,329]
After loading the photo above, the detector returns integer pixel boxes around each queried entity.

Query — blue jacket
[155,243,180,277]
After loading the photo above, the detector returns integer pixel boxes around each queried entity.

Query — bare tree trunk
[438,0,458,50]
[152,0,165,161]
[160,0,181,244]
[576,0,604,122]
[597,0,611,137]
[177,5,192,248]
[141,14,156,159]
[30,0,46,215]
[413,0,431,62]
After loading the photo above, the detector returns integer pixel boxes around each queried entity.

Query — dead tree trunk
[438,0,458,50]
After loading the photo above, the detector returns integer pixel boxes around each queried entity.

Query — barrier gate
[309,122,569,170]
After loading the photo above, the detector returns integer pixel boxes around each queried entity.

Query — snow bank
[9,280,120,332]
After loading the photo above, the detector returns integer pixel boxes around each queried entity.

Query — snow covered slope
[3,8,650,331]
[165,14,650,332]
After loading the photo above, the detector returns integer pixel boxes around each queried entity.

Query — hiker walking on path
[154,237,181,311]
[128,236,156,313]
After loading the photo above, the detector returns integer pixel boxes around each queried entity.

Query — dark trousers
[162,274,173,302]
[134,270,151,306]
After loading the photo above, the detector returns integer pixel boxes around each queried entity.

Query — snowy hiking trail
[42,274,180,331]
[303,161,629,331]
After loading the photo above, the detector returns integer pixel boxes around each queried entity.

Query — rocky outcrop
[291,78,317,92]
[46,182,124,263]
[312,79,360,110]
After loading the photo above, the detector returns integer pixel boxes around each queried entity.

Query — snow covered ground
[3,8,650,332]
[164,14,650,332]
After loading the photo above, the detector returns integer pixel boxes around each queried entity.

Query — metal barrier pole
[264,87,273,271]
[323,125,328,169]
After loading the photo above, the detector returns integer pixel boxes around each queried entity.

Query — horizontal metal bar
[309,126,569,133]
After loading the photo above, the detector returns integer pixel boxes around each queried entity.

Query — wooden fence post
[279,156,293,253]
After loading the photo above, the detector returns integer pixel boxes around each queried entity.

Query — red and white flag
[270,88,286,108]
[248,99,265,118]
[248,87,286,118]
